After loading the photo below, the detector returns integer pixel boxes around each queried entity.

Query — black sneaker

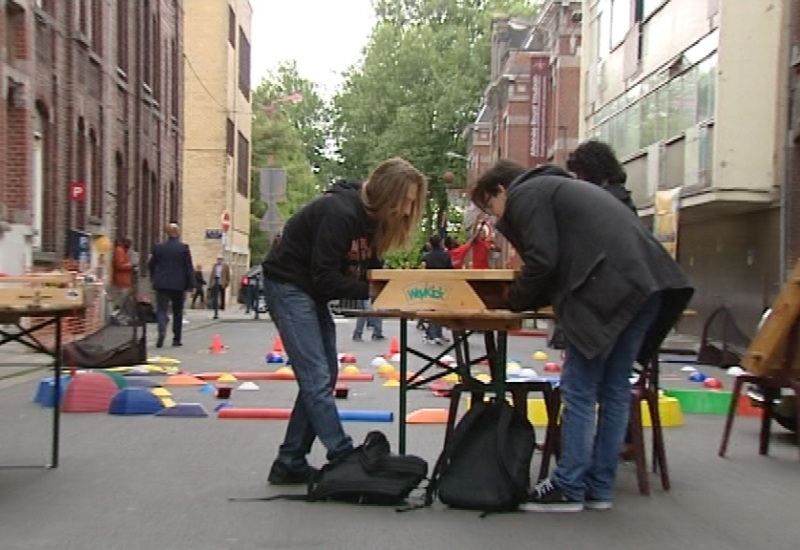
[352,335,363,342]
[371,335,386,341]
[520,478,583,512]
[266,459,316,486]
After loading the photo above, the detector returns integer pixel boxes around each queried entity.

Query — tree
[332,0,537,264]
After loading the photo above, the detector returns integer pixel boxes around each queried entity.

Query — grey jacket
[496,165,694,364]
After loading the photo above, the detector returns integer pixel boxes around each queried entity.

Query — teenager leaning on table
[471,160,693,512]
[261,158,427,485]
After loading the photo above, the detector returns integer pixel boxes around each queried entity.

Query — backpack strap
[228,494,309,503]
[423,400,489,506]
[494,403,532,503]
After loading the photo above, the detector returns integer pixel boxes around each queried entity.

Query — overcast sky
[250,0,376,97]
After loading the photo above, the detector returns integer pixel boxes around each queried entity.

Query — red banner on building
[529,56,550,167]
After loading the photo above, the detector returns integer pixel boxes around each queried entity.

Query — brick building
[182,0,252,305]
[1,0,184,278]
[464,1,583,268]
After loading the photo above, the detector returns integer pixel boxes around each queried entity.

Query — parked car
[237,265,267,313]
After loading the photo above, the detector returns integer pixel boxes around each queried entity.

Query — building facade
[182,0,252,304]
[1,0,184,278]
[579,0,790,334]
[465,1,583,267]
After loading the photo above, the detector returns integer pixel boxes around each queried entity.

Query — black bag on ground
[308,431,428,505]
[426,400,535,513]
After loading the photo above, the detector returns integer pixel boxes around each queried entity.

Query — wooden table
[0,275,87,468]
[362,269,559,462]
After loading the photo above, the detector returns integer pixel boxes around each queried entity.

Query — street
[0,313,798,550]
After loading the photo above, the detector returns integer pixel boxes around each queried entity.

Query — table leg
[399,317,408,455]
[51,316,62,468]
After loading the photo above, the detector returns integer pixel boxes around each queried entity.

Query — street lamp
[445,151,469,162]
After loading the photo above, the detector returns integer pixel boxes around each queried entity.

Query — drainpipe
[781,0,795,286]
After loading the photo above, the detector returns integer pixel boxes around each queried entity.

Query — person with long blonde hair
[261,157,427,485]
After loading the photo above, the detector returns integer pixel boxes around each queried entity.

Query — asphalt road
[1,316,798,550]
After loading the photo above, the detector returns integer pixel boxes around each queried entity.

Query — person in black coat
[148,223,195,348]
[471,160,693,513]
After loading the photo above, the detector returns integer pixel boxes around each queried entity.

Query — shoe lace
[532,478,556,499]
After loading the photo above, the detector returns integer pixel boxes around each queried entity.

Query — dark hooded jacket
[262,182,381,303]
[496,165,694,364]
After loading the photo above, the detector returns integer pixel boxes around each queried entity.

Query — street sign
[220,211,231,232]
[205,229,223,239]
[69,181,86,202]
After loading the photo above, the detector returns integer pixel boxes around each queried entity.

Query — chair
[697,306,751,368]
[627,356,670,495]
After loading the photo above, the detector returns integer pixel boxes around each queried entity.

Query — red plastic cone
[210,334,225,354]
[272,336,284,353]
[389,337,400,355]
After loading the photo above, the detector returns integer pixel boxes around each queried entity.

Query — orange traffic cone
[389,336,400,355]
[210,334,225,354]
[272,336,284,353]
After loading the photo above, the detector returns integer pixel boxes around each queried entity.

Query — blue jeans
[263,279,354,472]
[551,293,662,501]
[353,300,383,338]
[425,322,443,340]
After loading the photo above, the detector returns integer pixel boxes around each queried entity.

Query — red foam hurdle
[196,372,374,382]
[219,408,291,419]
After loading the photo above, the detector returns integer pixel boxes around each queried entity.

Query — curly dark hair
[471,159,527,211]
[566,139,627,185]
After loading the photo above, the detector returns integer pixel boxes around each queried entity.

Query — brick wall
[28,0,184,270]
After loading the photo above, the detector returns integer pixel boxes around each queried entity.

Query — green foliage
[333,0,537,238]
[248,0,538,263]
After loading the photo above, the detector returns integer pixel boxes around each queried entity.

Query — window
[91,0,102,53]
[226,119,235,156]
[115,153,128,240]
[33,109,45,250]
[152,14,161,102]
[610,0,632,48]
[696,54,717,122]
[596,10,609,61]
[641,0,665,20]
[171,38,179,118]
[169,181,178,223]
[237,132,249,196]
[116,1,128,73]
[89,130,102,219]
[143,0,151,89]
[76,119,87,228]
[228,7,236,47]
[238,29,251,98]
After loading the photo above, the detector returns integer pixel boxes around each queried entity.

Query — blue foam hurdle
[338,410,393,423]
[108,388,164,415]
[33,376,71,407]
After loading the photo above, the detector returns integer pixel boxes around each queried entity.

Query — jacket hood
[325,180,375,233]
[509,164,573,191]
[325,180,363,196]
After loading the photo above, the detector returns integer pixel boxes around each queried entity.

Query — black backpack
[232,431,428,507]
[425,400,535,513]
[308,431,428,505]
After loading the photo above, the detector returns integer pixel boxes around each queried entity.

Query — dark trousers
[211,281,226,310]
[156,289,185,343]
[191,286,206,309]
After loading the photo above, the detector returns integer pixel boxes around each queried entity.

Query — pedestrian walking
[471,160,693,512]
[148,223,195,348]
[261,157,427,485]
[209,256,231,319]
